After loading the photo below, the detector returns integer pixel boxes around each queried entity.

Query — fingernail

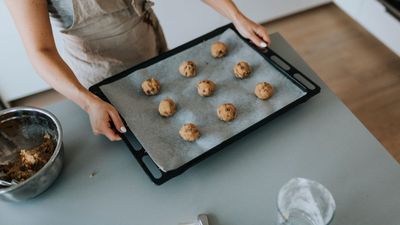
[260,42,268,48]
[120,126,127,133]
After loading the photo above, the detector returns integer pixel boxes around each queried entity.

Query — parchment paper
[100,29,306,172]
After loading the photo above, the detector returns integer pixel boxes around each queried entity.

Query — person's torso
[47,0,138,29]
[46,0,168,88]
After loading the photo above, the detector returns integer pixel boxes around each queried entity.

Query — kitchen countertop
[1,33,399,225]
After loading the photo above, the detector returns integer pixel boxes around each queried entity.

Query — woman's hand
[202,0,271,48]
[84,94,126,141]
[232,15,271,48]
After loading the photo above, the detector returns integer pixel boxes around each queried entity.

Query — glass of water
[277,178,336,225]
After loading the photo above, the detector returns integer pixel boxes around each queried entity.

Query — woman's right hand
[84,94,126,141]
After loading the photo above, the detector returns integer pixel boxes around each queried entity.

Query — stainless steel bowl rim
[0,106,63,193]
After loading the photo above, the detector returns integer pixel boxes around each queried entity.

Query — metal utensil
[0,179,17,187]
[0,131,17,151]
[198,214,209,225]
[179,214,210,225]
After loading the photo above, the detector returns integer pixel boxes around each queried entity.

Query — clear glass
[277,178,336,225]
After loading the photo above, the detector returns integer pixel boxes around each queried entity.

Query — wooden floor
[263,3,400,161]
[12,3,400,161]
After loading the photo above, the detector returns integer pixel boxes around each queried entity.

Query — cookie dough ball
[233,61,252,79]
[197,80,216,97]
[255,82,274,100]
[179,61,197,77]
[141,78,160,96]
[158,98,177,117]
[217,103,237,122]
[20,150,40,167]
[211,41,228,58]
[179,123,200,142]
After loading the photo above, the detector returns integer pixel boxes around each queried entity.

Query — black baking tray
[89,24,321,185]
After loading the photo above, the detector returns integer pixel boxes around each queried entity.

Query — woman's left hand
[233,15,271,48]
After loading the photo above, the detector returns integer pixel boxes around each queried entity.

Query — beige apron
[59,0,167,88]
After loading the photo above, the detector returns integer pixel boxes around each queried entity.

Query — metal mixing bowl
[0,107,63,202]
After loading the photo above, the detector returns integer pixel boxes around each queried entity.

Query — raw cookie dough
[233,61,252,79]
[217,103,237,122]
[141,78,160,96]
[0,133,55,183]
[179,61,197,77]
[158,98,177,117]
[255,82,274,100]
[211,41,228,58]
[197,80,216,97]
[179,123,200,142]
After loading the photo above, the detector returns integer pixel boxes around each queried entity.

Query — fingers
[234,16,271,48]
[92,122,121,141]
[103,125,122,141]
[245,25,271,48]
[255,26,271,47]
[248,31,267,48]
[88,102,125,141]
[109,108,126,134]
[103,107,126,141]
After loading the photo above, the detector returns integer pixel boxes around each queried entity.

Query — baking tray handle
[259,47,320,95]
[121,131,170,184]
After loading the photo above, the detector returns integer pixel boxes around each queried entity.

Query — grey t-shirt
[47,0,74,29]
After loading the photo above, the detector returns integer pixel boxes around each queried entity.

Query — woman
[6,0,271,141]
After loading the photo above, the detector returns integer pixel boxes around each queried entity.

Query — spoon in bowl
[0,179,17,187]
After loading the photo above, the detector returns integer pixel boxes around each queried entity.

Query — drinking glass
[277,178,336,225]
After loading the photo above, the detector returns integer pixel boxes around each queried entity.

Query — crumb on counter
[89,171,97,178]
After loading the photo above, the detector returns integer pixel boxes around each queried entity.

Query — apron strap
[131,0,154,17]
